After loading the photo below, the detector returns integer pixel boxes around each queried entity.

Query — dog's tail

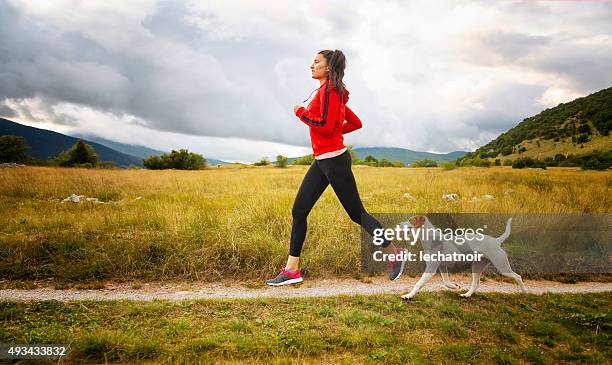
[496,217,512,245]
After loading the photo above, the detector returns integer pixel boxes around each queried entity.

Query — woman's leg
[287,159,330,266]
[317,151,394,249]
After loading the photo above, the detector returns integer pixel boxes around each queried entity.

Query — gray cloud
[0,0,312,145]
[0,103,16,118]
[476,31,552,65]
[519,39,612,92]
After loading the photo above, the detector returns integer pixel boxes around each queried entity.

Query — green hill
[0,118,143,167]
[458,86,612,163]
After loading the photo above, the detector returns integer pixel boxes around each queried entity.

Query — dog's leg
[501,270,527,294]
[440,266,460,289]
[401,261,440,300]
[460,260,489,298]
[488,249,528,294]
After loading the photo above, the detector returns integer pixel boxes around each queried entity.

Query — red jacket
[295,80,362,156]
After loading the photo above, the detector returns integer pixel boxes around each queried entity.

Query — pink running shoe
[387,247,408,281]
[266,268,303,286]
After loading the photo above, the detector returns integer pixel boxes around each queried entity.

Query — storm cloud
[1,0,611,160]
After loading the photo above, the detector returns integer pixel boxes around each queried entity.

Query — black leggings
[290,149,392,257]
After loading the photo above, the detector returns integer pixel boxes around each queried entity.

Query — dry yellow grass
[498,133,611,162]
[0,165,610,282]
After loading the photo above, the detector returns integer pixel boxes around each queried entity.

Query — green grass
[1,292,610,364]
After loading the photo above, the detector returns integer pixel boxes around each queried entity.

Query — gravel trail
[1,276,610,302]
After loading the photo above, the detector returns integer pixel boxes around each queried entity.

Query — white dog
[397,215,527,300]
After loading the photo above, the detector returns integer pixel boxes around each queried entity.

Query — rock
[0,162,26,168]
[62,194,109,204]
[442,193,459,201]
[470,194,494,202]
[62,194,85,203]
[402,192,416,200]
[504,188,516,194]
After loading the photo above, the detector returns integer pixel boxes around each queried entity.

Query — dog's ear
[407,215,417,226]
[408,215,426,228]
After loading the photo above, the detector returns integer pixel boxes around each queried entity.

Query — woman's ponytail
[319,49,347,99]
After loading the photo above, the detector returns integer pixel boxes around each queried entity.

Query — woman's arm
[342,105,362,134]
[295,85,341,134]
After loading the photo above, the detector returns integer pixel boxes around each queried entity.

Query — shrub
[456,156,491,167]
[577,123,591,134]
[523,173,553,192]
[579,150,612,170]
[253,157,270,166]
[378,159,404,167]
[576,133,589,143]
[441,161,456,170]
[292,154,314,165]
[275,155,288,168]
[512,157,546,169]
[411,158,437,167]
[143,149,206,170]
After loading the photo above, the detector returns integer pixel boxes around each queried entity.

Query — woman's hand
[293,105,302,114]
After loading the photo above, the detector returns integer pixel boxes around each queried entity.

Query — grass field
[1,165,610,364]
[1,292,610,364]
[0,165,610,284]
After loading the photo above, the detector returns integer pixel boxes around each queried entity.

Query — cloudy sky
[1,0,611,162]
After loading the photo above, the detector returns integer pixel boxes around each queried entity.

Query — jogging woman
[266,49,406,286]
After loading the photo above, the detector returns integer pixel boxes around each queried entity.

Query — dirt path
[1,276,611,302]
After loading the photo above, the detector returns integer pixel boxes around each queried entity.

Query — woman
[266,49,406,286]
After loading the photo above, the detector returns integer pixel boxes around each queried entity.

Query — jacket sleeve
[295,84,341,134]
[342,105,362,134]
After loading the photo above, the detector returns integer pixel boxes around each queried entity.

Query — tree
[501,146,513,156]
[56,140,99,167]
[0,135,29,163]
[292,154,314,165]
[143,155,164,169]
[275,155,288,168]
[577,123,591,134]
[363,155,378,166]
[253,157,270,166]
[143,149,207,170]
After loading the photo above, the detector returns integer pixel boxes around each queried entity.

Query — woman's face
[310,53,328,80]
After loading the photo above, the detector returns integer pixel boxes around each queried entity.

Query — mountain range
[287,147,466,165]
[0,118,230,166]
[3,85,610,168]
